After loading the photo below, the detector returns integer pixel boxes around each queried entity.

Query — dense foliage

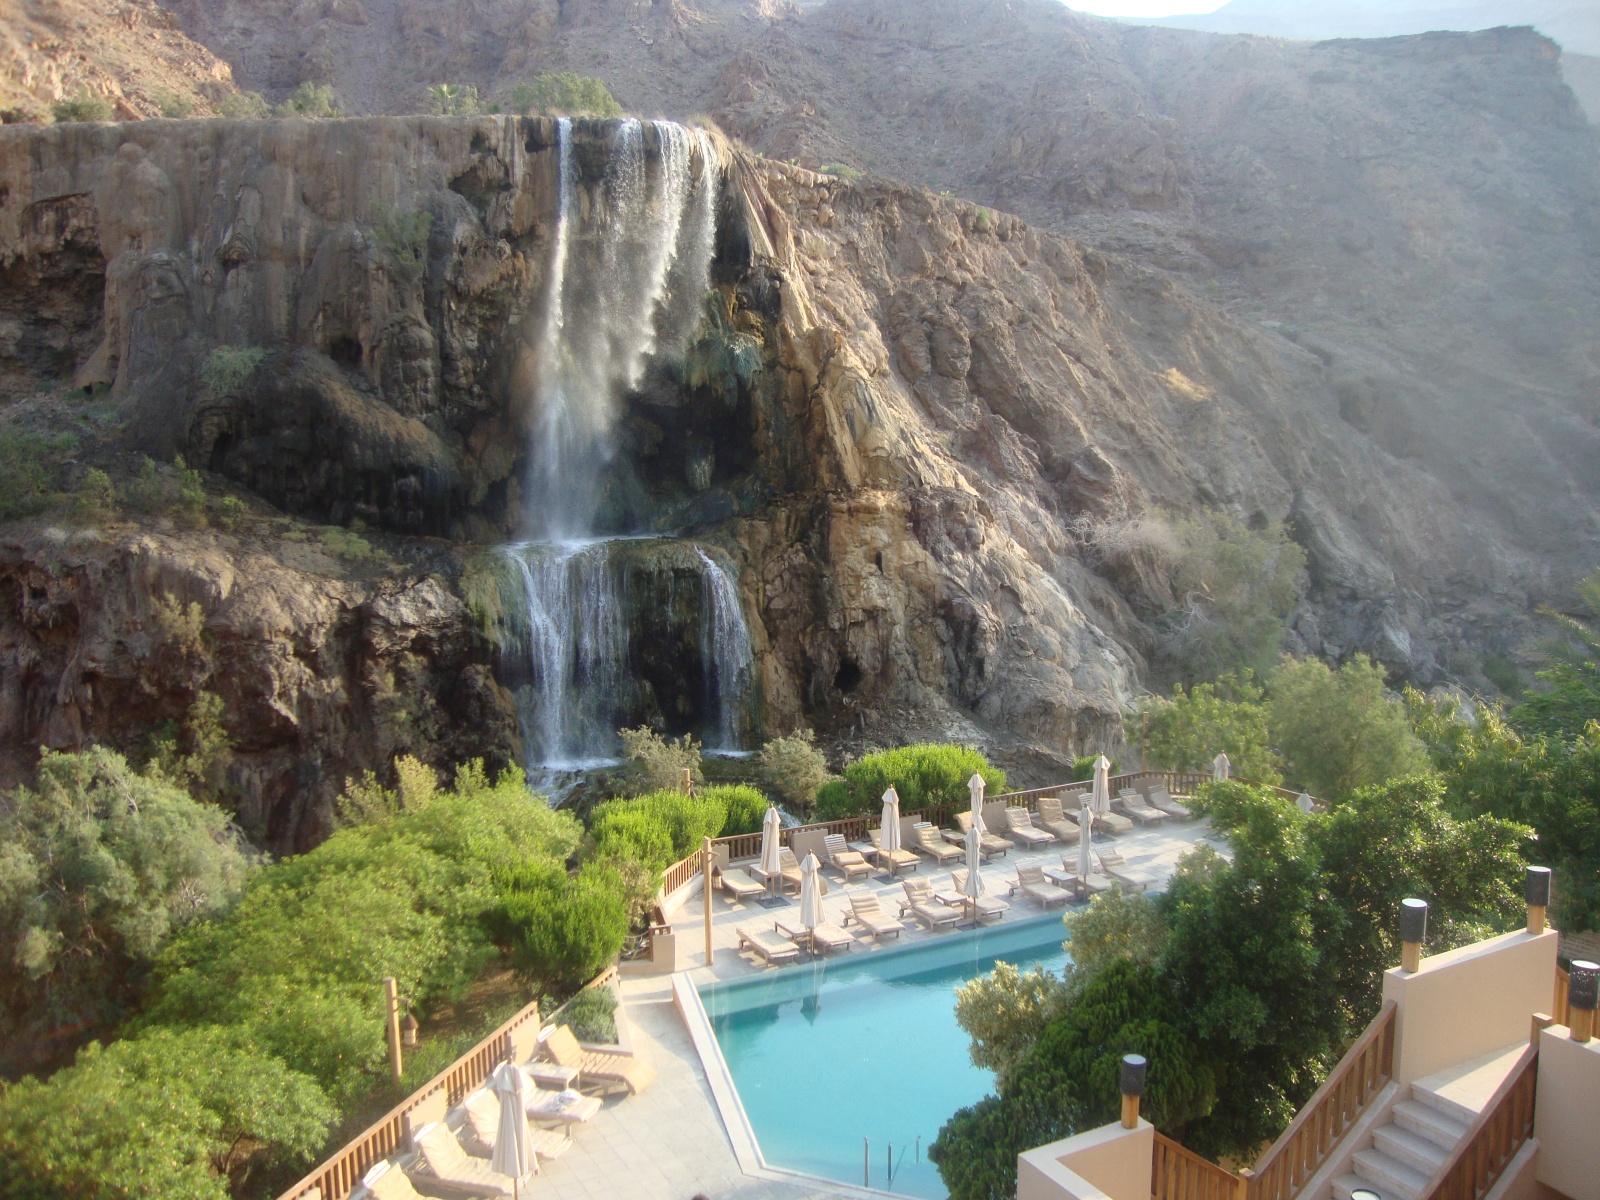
[1137,672,1280,783]
[0,748,249,1072]
[759,729,831,812]
[933,780,1527,1199]
[814,744,1005,820]
[505,73,622,117]
[589,784,768,870]
[618,725,704,794]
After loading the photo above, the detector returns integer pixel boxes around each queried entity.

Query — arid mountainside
[2,111,1592,843]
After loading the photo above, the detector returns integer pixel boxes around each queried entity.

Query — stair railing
[1154,1133,1247,1200]
[1241,1001,1398,1200]
[1415,1043,1538,1200]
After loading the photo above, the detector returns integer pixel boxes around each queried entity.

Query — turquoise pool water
[698,914,1073,1198]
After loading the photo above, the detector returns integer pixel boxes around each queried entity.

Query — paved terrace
[523,816,1226,1200]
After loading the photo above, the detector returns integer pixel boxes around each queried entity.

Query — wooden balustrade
[1244,1002,1397,1200]
[1155,1133,1245,1200]
[1417,1044,1538,1200]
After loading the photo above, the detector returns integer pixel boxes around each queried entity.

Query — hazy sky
[1065,1,1228,15]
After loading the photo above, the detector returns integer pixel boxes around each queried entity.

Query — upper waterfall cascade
[504,119,753,773]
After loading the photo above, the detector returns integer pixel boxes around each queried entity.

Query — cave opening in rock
[328,336,362,368]
[834,656,863,694]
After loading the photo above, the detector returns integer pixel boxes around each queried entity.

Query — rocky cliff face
[4,111,1591,843]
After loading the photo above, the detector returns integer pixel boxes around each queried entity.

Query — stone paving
[523,815,1227,1200]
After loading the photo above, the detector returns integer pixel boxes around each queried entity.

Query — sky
[1064,0,1228,15]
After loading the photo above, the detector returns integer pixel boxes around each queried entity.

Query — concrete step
[1373,1124,1452,1176]
[1351,1147,1430,1200]
[1412,1042,1526,1126]
[1392,1099,1469,1149]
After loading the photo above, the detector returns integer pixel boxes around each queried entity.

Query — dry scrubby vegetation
[423,73,622,118]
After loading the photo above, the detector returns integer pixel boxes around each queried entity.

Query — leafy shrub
[0,1029,334,1200]
[216,90,271,119]
[0,431,74,519]
[0,748,251,1071]
[146,691,234,805]
[52,93,115,123]
[198,346,264,396]
[619,725,703,793]
[489,862,629,994]
[216,495,248,530]
[590,789,726,870]
[821,163,863,180]
[710,784,768,836]
[373,205,433,284]
[813,743,1005,820]
[1070,755,1119,782]
[759,729,829,811]
[73,467,117,520]
[427,84,481,115]
[562,986,618,1043]
[318,525,379,562]
[1267,654,1425,799]
[1135,672,1281,784]
[505,73,622,117]
[125,455,206,525]
[155,90,196,118]
[277,82,339,119]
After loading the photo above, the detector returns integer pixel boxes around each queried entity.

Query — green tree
[427,84,481,115]
[52,93,115,122]
[0,748,250,1071]
[759,729,830,811]
[216,91,270,119]
[1136,671,1281,783]
[590,788,728,871]
[813,743,1005,820]
[1267,654,1425,798]
[489,862,629,993]
[1512,569,1600,742]
[277,83,339,119]
[1162,511,1306,681]
[953,963,1070,1083]
[619,725,704,793]
[505,73,622,117]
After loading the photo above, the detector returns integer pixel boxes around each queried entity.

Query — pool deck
[527,817,1225,1200]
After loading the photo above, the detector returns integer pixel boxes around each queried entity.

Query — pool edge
[672,971,914,1200]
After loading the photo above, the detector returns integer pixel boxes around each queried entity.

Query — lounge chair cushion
[360,1162,428,1200]
[460,1089,572,1162]
[542,1024,657,1095]
[412,1122,517,1197]
[738,925,800,964]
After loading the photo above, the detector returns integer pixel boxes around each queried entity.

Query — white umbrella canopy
[489,1059,532,1195]
[1092,755,1112,815]
[760,804,783,893]
[968,772,988,834]
[1077,800,1095,882]
[800,852,825,932]
[881,788,903,854]
[962,824,984,924]
[1213,752,1231,782]
[1296,792,1314,814]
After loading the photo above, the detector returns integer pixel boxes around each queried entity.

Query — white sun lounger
[1008,864,1071,908]
[1096,850,1156,892]
[737,924,802,965]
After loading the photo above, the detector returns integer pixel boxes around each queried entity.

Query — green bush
[821,163,863,180]
[277,83,339,119]
[590,789,726,870]
[490,862,629,994]
[505,73,621,117]
[73,467,117,520]
[709,783,768,836]
[199,346,264,396]
[427,84,481,115]
[216,90,270,119]
[619,725,703,793]
[1267,654,1425,799]
[813,743,1006,820]
[52,93,115,123]
[1135,672,1281,784]
[758,729,829,811]
[563,987,618,1043]
[1070,755,1118,782]
[0,431,74,519]
[373,206,432,284]
[155,90,196,118]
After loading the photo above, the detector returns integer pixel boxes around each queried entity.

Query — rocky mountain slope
[3,110,1594,843]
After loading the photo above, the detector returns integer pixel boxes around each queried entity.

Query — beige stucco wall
[1382,929,1558,1087]
[1533,1027,1600,1200]
[1018,1121,1154,1200]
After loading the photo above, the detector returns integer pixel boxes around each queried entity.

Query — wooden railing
[1243,1001,1397,1200]
[1155,1133,1244,1200]
[1416,1043,1538,1200]
[276,965,616,1200]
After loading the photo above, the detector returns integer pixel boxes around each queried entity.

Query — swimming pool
[697,914,1072,1198]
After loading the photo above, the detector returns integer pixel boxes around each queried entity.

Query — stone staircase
[1332,1043,1526,1200]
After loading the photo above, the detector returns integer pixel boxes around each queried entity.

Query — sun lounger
[737,924,802,965]
[950,869,1010,922]
[1146,785,1191,819]
[524,1086,602,1125]
[358,1160,430,1200]
[460,1088,572,1162]
[868,828,921,875]
[842,891,908,938]
[1008,864,1071,908]
[411,1121,519,1198]
[912,822,964,864]
[712,845,765,901]
[1004,807,1055,847]
[755,847,802,894]
[1115,788,1167,827]
[899,878,962,928]
[824,833,873,881]
[1088,803,1134,836]
[541,1024,657,1095]
[1096,850,1156,892]
[947,810,1011,858]
[1036,796,1081,844]
[776,918,854,955]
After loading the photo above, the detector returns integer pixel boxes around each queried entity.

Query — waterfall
[696,547,755,751]
[507,120,753,773]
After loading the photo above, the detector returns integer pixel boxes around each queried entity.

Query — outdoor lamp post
[401,1005,420,1049]
[1569,960,1598,1044]
[384,976,404,1083]
[1526,866,1552,936]
[1120,1053,1147,1129]
[1399,898,1428,973]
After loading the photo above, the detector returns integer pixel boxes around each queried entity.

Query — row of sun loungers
[353,1016,654,1200]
